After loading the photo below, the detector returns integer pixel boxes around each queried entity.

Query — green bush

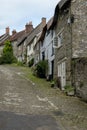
[64,85,75,92]
[35,60,48,78]
[0,40,17,64]
[28,58,34,67]
[0,52,17,64]
[0,52,12,64]
[17,61,24,66]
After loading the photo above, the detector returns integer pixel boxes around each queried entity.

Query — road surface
[0,65,61,130]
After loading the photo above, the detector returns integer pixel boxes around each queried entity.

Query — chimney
[12,29,16,35]
[6,27,10,34]
[41,17,46,27]
[25,22,33,33]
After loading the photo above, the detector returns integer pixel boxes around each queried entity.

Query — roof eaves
[59,0,69,9]
[49,4,59,30]
[17,36,27,47]
[26,26,41,46]
[50,0,71,30]
[10,30,25,42]
[0,34,10,45]
[38,25,47,42]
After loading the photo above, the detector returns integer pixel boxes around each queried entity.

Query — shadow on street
[0,111,60,130]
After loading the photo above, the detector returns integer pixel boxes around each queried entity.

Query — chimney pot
[41,17,46,27]
[25,22,33,33]
[6,27,10,34]
[29,21,32,25]
[12,29,16,35]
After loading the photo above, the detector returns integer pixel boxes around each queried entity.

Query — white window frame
[57,28,64,48]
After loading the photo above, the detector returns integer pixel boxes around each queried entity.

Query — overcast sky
[0,0,60,35]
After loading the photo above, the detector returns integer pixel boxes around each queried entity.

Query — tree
[3,40,13,54]
[0,40,17,64]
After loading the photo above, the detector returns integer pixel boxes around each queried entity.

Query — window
[53,36,58,48]
[42,51,45,60]
[58,32,63,47]
[53,28,64,48]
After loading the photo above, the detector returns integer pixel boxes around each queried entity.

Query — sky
[0,0,60,35]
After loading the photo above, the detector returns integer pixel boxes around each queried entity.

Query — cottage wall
[54,3,72,86]
[12,41,18,58]
[70,0,87,100]
[71,0,87,58]
[40,30,55,78]
[0,46,4,57]
[72,58,87,101]
[17,44,22,61]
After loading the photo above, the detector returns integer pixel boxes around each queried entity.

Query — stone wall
[70,0,87,101]
[0,46,4,57]
[54,3,72,86]
[72,58,87,101]
[12,41,18,58]
[71,0,87,58]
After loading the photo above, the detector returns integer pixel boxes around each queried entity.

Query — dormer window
[53,36,58,48]
[58,32,63,47]
[53,28,64,48]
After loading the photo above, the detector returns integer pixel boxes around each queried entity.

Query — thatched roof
[50,0,71,29]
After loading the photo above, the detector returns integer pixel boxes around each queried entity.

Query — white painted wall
[40,30,55,77]
[27,37,37,63]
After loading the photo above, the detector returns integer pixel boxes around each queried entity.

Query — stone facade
[26,18,46,63]
[54,0,87,99]
[71,0,87,58]
[72,58,87,101]
[54,1,72,89]
[71,0,87,100]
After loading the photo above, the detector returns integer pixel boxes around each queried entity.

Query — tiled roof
[26,21,46,46]
[34,32,42,49]
[37,17,53,43]
[10,30,25,42]
[10,24,34,46]
[17,33,28,46]
[0,33,10,46]
[17,27,34,46]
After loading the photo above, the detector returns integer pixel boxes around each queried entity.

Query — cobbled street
[0,65,87,130]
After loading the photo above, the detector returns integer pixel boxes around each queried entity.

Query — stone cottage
[35,17,55,80]
[17,22,33,62]
[26,18,46,64]
[10,22,33,61]
[50,0,87,100]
